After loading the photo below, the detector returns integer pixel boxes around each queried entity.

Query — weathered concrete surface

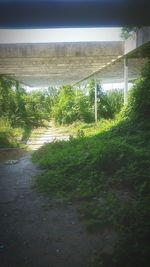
[94,57,148,83]
[0,42,123,87]
[77,28,150,85]
[0,27,150,87]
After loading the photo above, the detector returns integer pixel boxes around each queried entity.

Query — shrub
[123,62,150,122]
[52,85,93,124]
[87,80,123,120]
[0,117,22,147]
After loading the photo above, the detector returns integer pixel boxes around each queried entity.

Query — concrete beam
[0,27,149,88]
[0,42,124,87]
[94,58,148,84]
[77,28,150,86]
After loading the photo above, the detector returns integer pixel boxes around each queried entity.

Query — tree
[87,79,95,107]
[15,82,28,126]
[0,75,16,120]
[87,79,124,120]
[121,27,139,39]
[52,85,93,124]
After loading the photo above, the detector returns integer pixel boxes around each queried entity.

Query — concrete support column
[124,57,128,104]
[95,78,98,123]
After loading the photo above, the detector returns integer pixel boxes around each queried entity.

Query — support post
[124,57,128,104]
[95,78,97,123]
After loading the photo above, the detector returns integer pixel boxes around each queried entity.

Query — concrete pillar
[95,79,98,122]
[124,57,128,104]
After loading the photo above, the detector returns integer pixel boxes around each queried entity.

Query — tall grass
[0,117,23,148]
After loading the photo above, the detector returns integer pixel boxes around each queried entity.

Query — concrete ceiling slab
[0,28,150,88]
[0,42,124,87]
[94,58,148,83]
[75,28,150,85]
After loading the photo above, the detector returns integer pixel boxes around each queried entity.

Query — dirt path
[27,127,70,150]
[0,128,112,267]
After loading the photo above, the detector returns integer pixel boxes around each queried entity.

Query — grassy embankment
[32,64,150,267]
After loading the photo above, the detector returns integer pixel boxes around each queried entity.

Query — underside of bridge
[0,41,124,87]
[0,27,150,88]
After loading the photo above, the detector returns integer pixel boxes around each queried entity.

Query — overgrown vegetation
[51,81,123,124]
[0,117,23,148]
[0,74,123,147]
[121,27,140,39]
[0,77,57,147]
[88,79,124,119]
[51,85,93,124]
[32,62,150,267]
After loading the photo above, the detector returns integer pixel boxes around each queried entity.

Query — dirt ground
[0,129,115,267]
[0,148,27,164]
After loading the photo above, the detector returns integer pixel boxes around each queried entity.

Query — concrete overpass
[93,27,150,84]
[79,27,150,105]
[0,41,124,87]
[0,27,149,89]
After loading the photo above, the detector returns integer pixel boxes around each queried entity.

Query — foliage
[87,79,95,107]
[51,82,123,125]
[0,76,57,128]
[51,85,76,124]
[52,85,93,124]
[121,27,139,39]
[43,86,58,117]
[104,89,124,118]
[87,79,123,119]
[0,117,23,148]
[15,82,28,127]
[0,75,16,121]
[33,61,150,267]
[0,76,57,146]
[122,61,150,122]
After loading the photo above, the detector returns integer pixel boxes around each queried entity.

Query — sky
[0,27,122,43]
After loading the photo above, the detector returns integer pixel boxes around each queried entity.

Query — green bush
[123,62,150,122]
[52,85,93,124]
[87,80,123,119]
[0,117,23,148]
[121,27,139,39]
[0,76,55,146]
